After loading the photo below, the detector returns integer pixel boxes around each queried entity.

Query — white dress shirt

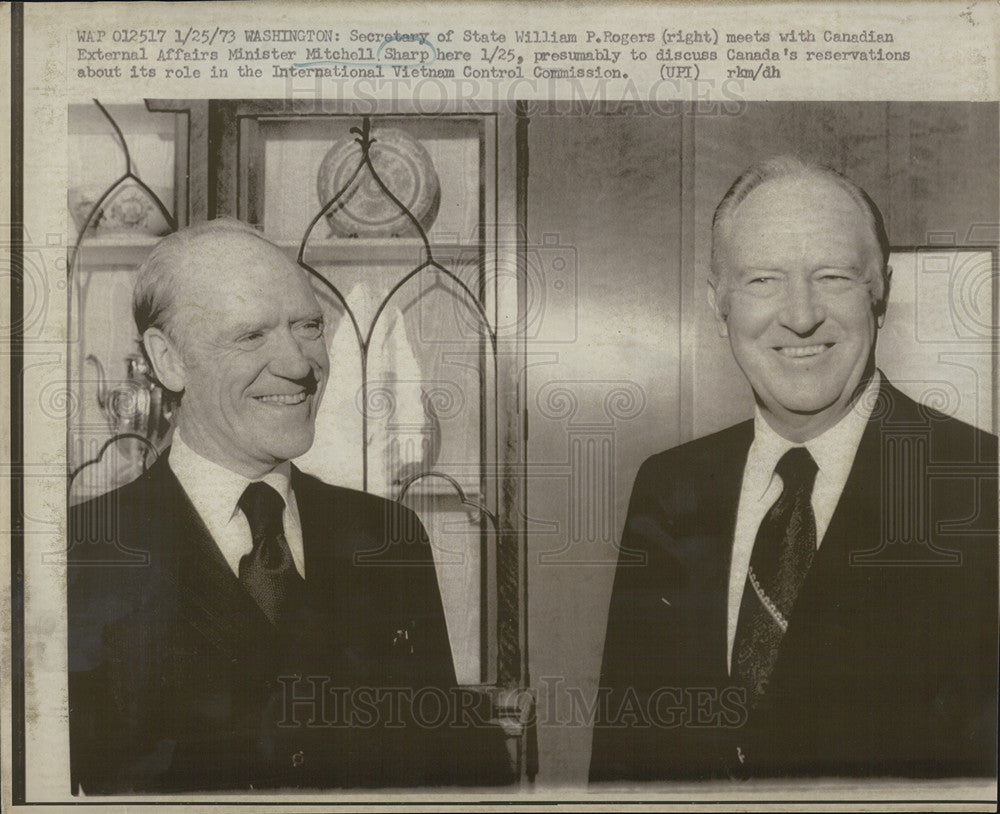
[726,372,880,674]
[168,431,306,579]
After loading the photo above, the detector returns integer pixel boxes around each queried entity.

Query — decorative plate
[68,182,173,237]
[316,128,441,238]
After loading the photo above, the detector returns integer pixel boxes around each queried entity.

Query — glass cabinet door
[246,112,500,686]
[67,101,187,508]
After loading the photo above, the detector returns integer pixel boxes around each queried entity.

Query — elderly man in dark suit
[68,219,507,793]
[590,157,998,782]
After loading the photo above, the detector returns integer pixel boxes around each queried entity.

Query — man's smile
[774,343,834,359]
[253,392,309,406]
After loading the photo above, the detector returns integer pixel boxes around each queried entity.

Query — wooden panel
[496,105,526,690]
[148,99,210,224]
[525,104,684,783]
[888,103,1000,246]
[207,100,240,218]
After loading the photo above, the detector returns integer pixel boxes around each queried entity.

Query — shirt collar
[748,371,881,496]
[168,430,293,524]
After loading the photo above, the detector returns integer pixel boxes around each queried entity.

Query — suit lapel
[285,467,344,655]
[147,453,277,660]
[669,422,753,683]
[710,424,755,672]
[292,465,339,586]
[787,383,886,624]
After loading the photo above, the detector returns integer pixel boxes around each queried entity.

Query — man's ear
[707,278,729,338]
[142,327,187,393]
[875,264,892,328]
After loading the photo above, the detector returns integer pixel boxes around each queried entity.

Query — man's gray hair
[710,155,891,307]
[133,217,272,341]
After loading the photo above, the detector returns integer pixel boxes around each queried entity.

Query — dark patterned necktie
[237,481,304,625]
[734,446,818,708]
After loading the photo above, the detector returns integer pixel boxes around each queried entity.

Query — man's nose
[269,329,314,378]
[780,278,825,334]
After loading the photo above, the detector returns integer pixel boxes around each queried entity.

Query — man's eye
[237,331,265,347]
[817,271,855,285]
[296,320,324,340]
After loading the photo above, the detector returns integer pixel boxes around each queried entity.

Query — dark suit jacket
[68,451,509,793]
[590,381,998,781]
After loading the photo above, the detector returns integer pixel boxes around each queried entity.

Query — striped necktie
[733,446,819,708]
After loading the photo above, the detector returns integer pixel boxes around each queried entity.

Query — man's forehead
[723,174,881,263]
[173,232,304,287]
[164,233,320,329]
[734,173,863,224]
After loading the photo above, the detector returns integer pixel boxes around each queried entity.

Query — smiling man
[590,157,998,781]
[67,219,502,793]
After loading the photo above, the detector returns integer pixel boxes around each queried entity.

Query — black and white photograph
[5,2,1000,809]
